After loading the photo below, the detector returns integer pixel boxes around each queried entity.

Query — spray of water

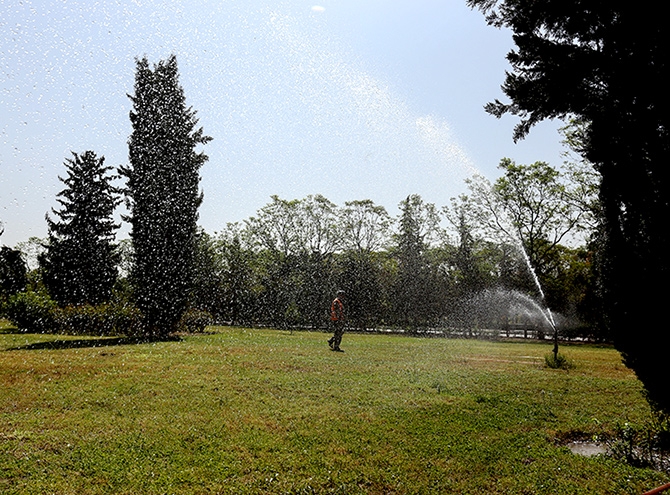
[513,237,557,331]
[2,2,481,247]
[493,215,560,359]
[444,287,558,339]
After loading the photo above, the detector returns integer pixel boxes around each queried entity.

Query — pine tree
[39,151,120,306]
[121,55,211,337]
[391,195,442,331]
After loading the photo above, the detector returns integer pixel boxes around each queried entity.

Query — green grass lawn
[1,325,668,494]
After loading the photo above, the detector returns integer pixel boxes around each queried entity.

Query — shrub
[4,291,58,333]
[109,303,145,337]
[178,308,214,333]
[545,352,575,370]
[4,291,144,337]
[55,303,145,336]
[605,419,670,470]
[54,305,114,335]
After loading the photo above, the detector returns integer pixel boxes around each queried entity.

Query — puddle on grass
[566,441,607,457]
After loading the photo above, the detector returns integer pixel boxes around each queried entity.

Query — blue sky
[1,0,566,247]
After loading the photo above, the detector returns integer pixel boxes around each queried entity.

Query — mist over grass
[1,326,667,494]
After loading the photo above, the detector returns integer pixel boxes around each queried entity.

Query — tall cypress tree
[39,151,120,306]
[121,55,211,337]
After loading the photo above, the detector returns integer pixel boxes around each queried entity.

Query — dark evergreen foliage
[121,55,211,337]
[336,251,384,331]
[39,151,120,306]
[190,230,257,326]
[293,252,335,329]
[190,230,227,319]
[391,195,442,330]
[451,212,489,298]
[220,236,257,326]
[0,246,28,299]
[467,1,670,412]
[256,252,297,329]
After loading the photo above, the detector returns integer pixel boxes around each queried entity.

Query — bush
[4,291,144,336]
[54,305,114,335]
[4,291,58,333]
[178,308,214,333]
[109,303,145,337]
[56,303,145,336]
[545,352,575,370]
[605,419,670,470]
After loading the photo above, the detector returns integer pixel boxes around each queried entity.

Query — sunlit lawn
[1,324,668,494]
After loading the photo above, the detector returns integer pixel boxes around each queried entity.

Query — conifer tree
[121,55,211,337]
[39,151,120,306]
[391,195,443,330]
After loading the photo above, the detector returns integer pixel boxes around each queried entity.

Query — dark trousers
[329,320,345,349]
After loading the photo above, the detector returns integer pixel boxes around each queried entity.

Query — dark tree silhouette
[336,250,384,331]
[0,246,27,301]
[218,235,256,326]
[391,195,443,331]
[121,55,211,337]
[39,151,120,306]
[467,1,670,412]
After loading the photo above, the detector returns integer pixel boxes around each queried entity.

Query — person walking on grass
[328,290,346,352]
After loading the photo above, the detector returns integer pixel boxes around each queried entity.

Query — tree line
[1,83,601,338]
[182,156,599,336]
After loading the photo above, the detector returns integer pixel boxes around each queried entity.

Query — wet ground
[566,441,607,457]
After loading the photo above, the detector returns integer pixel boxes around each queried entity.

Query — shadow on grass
[3,335,181,351]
